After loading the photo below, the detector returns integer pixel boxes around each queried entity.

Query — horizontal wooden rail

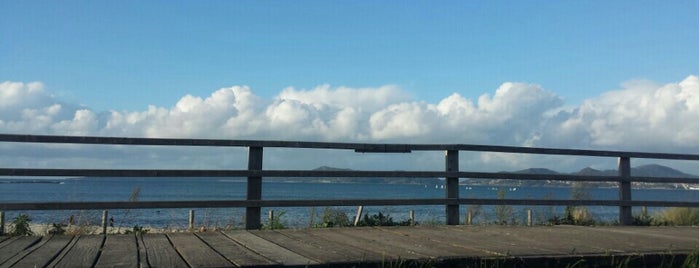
[3,133,699,159]
[3,199,699,211]
[1,168,698,184]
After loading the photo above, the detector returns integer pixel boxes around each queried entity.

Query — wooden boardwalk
[1,225,698,267]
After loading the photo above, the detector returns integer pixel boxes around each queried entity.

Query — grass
[655,207,699,226]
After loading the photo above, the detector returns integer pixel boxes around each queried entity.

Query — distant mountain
[570,164,697,178]
[463,164,697,188]
[293,166,441,185]
[571,167,616,176]
[513,168,559,175]
[633,164,698,178]
[280,164,697,188]
[313,166,352,172]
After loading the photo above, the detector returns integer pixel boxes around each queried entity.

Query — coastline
[3,223,202,236]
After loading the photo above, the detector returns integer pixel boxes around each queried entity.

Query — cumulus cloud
[555,75,699,152]
[2,76,699,171]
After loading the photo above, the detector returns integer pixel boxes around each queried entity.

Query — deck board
[94,234,138,268]
[0,237,21,251]
[168,232,233,267]
[52,235,104,268]
[250,229,349,263]
[1,226,698,267]
[141,234,188,268]
[195,232,277,267]
[0,236,42,266]
[10,235,74,268]
[223,230,318,266]
[306,227,425,260]
[276,228,386,261]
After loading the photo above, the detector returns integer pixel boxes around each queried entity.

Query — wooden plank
[195,232,277,267]
[275,228,386,262]
[565,226,699,253]
[594,226,699,243]
[305,227,424,260]
[136,234,149,268]
[470,226,615,256]
[249,229,349,263]
[0,237,20,250]
[4,133,699,160]
[94,234,138,268]
[53,235,104,268]
[331,227,469,259]
[0,236,42,266]
[4,198,699,212]
[167,233,232,268]
[388,226,551,257]
[140,234,188,268]
[469,225,615,255]
[0,236,50,268]
[223,230,318,266]
[365,226,481,257]
[10,235,74,268]
[45,235,79,268]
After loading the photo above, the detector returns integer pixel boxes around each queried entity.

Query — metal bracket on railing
[355,145,411,153]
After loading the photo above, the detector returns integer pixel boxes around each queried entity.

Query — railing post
[102,210,108,235]
[0,211,5,235]
[246,146,263,230]
[445,150,459,225]
[618,156,632,225]
[188,209,195,231]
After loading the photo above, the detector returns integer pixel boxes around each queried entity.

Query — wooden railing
[1,133,699,229]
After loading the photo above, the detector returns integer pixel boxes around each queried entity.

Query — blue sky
[2,1,699,172]
[3,1,697,111]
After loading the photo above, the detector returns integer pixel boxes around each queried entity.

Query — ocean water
[1,177,697,228]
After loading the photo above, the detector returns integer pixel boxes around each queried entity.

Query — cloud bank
[2,76,699,171]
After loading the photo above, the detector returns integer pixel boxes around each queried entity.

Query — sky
[2,1,699,173]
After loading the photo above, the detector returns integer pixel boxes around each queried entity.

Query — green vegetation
[123,224,149,234]
[358,212,412,227]
[264,210,286,230]
[495,188,516,225]
[684,249,699,268]
[316,207,351,227]
[10,214,33,236]
[48,223,67,235]
[549,182,596,226]
[655,207,699,226]
[629,207,699,226]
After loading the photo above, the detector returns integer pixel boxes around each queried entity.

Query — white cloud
[556,75,699,151]
[3,76,699,172]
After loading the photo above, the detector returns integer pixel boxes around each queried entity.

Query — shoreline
[3,223,217,236]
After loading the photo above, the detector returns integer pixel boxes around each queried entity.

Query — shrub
[10,214,33,236]
[48,223,67,235]
[264,210,286,230]
[358,212,411,227]
[655,207,699,226]
[495,188,515,225]
[317,207,350,228]
[124,224,149,234]
[551,182,596,226]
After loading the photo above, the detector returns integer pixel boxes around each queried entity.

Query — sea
[2,177,698,229]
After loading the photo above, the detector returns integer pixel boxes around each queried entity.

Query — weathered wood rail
[1,133,699,230]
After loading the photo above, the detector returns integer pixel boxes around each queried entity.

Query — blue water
[1,177,697,228]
